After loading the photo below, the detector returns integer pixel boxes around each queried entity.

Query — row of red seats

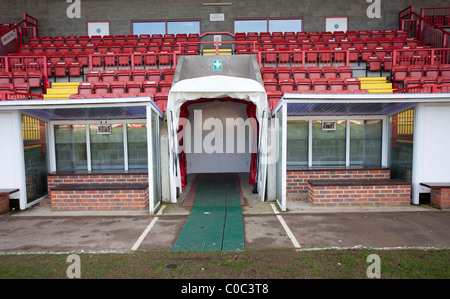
[259,47,393,65]
[0,70,43,87]
[235,29,408,42]
[403,76,450,88]
[392,64,450,88]
[0,82,31,93]
[28,33,200,47]
[392,64,450,82]
[84,68,174,83]
[77,80,171,97]
[9,52,177,76]
[237,36,420,51]
[262,66,353,81]
[19,41,199,55]
[264,77,362,93]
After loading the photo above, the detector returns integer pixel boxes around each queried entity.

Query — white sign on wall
[325,17,348,32]
[210,13,225,22]
[87,21,110,37]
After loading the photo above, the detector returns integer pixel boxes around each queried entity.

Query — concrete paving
[1,173,449,253]
[1,197,449,253]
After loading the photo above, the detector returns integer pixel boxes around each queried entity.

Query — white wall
[186,101,253,174]
[0,111,26,208]
[414,103,450,203]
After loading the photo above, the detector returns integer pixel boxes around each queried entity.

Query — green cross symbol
[213,60,222,71]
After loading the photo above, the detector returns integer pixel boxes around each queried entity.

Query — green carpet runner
[172,178,245,252]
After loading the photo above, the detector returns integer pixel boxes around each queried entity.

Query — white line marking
[271,204,301,249]
[131,205,165,251]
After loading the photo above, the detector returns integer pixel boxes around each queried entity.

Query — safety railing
[256,49,350,68]
[392,47,450,66]
[400,5,450,48]
[393,83,450,93]
[421,6,450,27]
[0,13,38,56]
[0,91,43,101]
[0,55,50,91]
[88,51,179,71]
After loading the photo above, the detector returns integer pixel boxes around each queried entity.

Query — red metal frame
[399,5,450,48]
[421,6,450,27]
[392,47,450,66]
[0,13,37,55]
[393,83,450,93]
[0,91,43,101]
[0,55,50,92]
[256,49,350,68]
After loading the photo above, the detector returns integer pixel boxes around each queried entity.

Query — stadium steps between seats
[203,48,233,56]
[43,82,80,99]
[358,77,393,94]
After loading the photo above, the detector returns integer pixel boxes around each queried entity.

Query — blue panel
[286,102,415,116]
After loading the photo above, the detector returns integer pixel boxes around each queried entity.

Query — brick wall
[0,194,9,215]
[51,187,149,211]
[47,173,148,200]
[287,168,391,201]
[308,182,411,207]
[3,0,450,37]
[430,187,450,209]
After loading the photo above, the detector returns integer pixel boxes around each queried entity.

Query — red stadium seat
[116,70,131,82]
[307,66,322,79]
[142,81,159,94]
[132,69,147,82]
[404,78,421,88]
[111,81,126,95]
[292,66,307,80]
[94,81,110,95]
[261,67,276,80]
[0,72,11,84]
[0,83,13,92]
[146,68,162,82]
[263,79,279,92]
[276,67,291,80]
[368,56,382,73]
[345,78,361,91]
[67,62,82,79]
[311,78,328,92]
[159,80,173,93]
[163,68,175,82]
[322,66,338,79]
[328,78,345,92]
[27,71,43,88]
[295,78,312,92]
[53,62,68,77]
[408,65,423,79]
[439,64,450,77]
[126,81,143,94]
[424,65,440,80]
[78,82,94,96]
[14,82,30,93]
[85,70,101,83]
[337,66,353,79]
[392,65,408,82]
[101,70,116,83]
[279,78,294,93]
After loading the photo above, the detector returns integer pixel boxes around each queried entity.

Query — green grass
[0,248,449,279]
